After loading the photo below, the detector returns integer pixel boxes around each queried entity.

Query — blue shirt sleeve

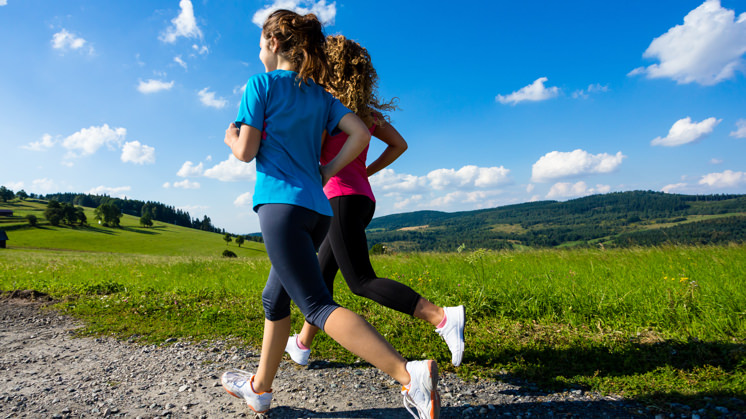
[326,96,351,136]
[236,74,268,131]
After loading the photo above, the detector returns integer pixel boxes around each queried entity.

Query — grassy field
[1,234,744,412]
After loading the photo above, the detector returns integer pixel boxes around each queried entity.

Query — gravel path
[0,294,706,418]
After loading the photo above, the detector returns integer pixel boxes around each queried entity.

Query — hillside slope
[366,191,746,251]
[0,200,264,257]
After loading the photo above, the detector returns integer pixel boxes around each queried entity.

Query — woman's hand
[224,123,240,147]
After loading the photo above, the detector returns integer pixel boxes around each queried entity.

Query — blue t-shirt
[236,70,351,216]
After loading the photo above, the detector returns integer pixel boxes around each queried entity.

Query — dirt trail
[1,295,656,418]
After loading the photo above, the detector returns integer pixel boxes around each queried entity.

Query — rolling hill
[0,200,265,257]
[365,191,746,251]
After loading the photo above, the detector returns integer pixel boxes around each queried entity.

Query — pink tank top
[321,124,377,201]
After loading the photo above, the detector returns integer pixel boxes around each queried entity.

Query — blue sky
[1,0,745,234]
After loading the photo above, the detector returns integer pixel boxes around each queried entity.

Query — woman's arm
[224,122,261,162]
[320,113,371,185]
[366,122,408,177]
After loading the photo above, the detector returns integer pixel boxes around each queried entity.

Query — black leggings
[318,195,421,316]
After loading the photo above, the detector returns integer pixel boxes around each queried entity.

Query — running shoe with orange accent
[221,370,273,413]
[402,360,440,419]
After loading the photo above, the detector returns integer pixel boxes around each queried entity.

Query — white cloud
[137,79,174,94]
[234,192,253,207]
[121,141,155,165]
[731,119,746,138]
[163,182,171,188]
[198,88,228,109]
[204,155,256,182]
[572,83,609,99]
[710,158,724,164]
[496,77,560,105]
[160,0,202,43]
[174,56,187,69]
[531,149,625,182]
[87,185,131,198]
[662,182,689,193]
[172,179,200,189]
[177,161,204,177]
[62,124,126,158]
[4,181,24,190]
[425,165,510,190]
[31,178,59,193]
[22,134,57,151]
[699,170,746,188]
[51,29,93,54]
[630,0,746,85]
[546,181,610,199]
[252,0,337,27]
[192,44,209,55]
[651,116,721,147]
[0,1,8,6]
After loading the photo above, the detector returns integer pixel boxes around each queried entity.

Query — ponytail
[262,10,330,87]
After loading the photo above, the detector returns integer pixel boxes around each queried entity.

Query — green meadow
[1,200,745,412]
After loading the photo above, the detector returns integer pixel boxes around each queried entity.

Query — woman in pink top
[285,35,466,369]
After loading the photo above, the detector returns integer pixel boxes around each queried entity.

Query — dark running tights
[317,195,421,316]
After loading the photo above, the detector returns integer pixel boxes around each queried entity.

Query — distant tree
[44,200,63,226]
[140,213,153,227]
[235,235,245,248]
[16,190,28,200]
[223,233,232,246]
[61,203,78,225]
[25,214,38,226]
[222,249,237,258]
[0,186,14,202]
[75,207,87,225]
[95,203,122,227]
[201,215,213,231]
[369,243,386,255]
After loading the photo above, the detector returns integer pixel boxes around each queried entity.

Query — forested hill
[365,191,746,251]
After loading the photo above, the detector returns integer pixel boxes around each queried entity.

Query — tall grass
[1,245,744,410]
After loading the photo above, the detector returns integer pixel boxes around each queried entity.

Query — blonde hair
[262,10,330,86]
[325,35,397,127]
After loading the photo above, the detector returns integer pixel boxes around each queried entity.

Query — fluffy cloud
[662,182,689,193]
[137,79,174,94]
[731,119,746,138]
[177,161,204,177]
[198,88,228,109]
[572,83,609,99]
[31,178,60,193]
[62,124,127,158]
[22,134,57,151]
[699,170,746,188]
[371,165,510,193]
[87,185,131,198]
[546,181,610,199]
[121,141,155,165]
[234,192,253,207]
[0,1,7,6]
[252,0,337,27]
[160,0,202,43]
[531,149,625,182]
[174,56,187,69]
[426,165,510,190]
[629,0,746,85]
[651,117,721,147]
[172,179,200,189]
[203,155,256,182]
[51,29,93,54]
[496,77,560,105]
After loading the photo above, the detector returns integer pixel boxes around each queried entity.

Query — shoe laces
[402,390,422,419]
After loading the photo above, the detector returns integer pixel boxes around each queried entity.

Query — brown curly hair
[325,35,397,127]
[262,10,330,87]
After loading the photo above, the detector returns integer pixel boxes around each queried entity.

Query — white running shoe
[221,370,273,413]
[285,334,311,366]
[435,305,465,366]
[402,360,440,419]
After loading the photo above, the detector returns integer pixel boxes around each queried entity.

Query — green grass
[0,208,744,412]
[1,200,264,257]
